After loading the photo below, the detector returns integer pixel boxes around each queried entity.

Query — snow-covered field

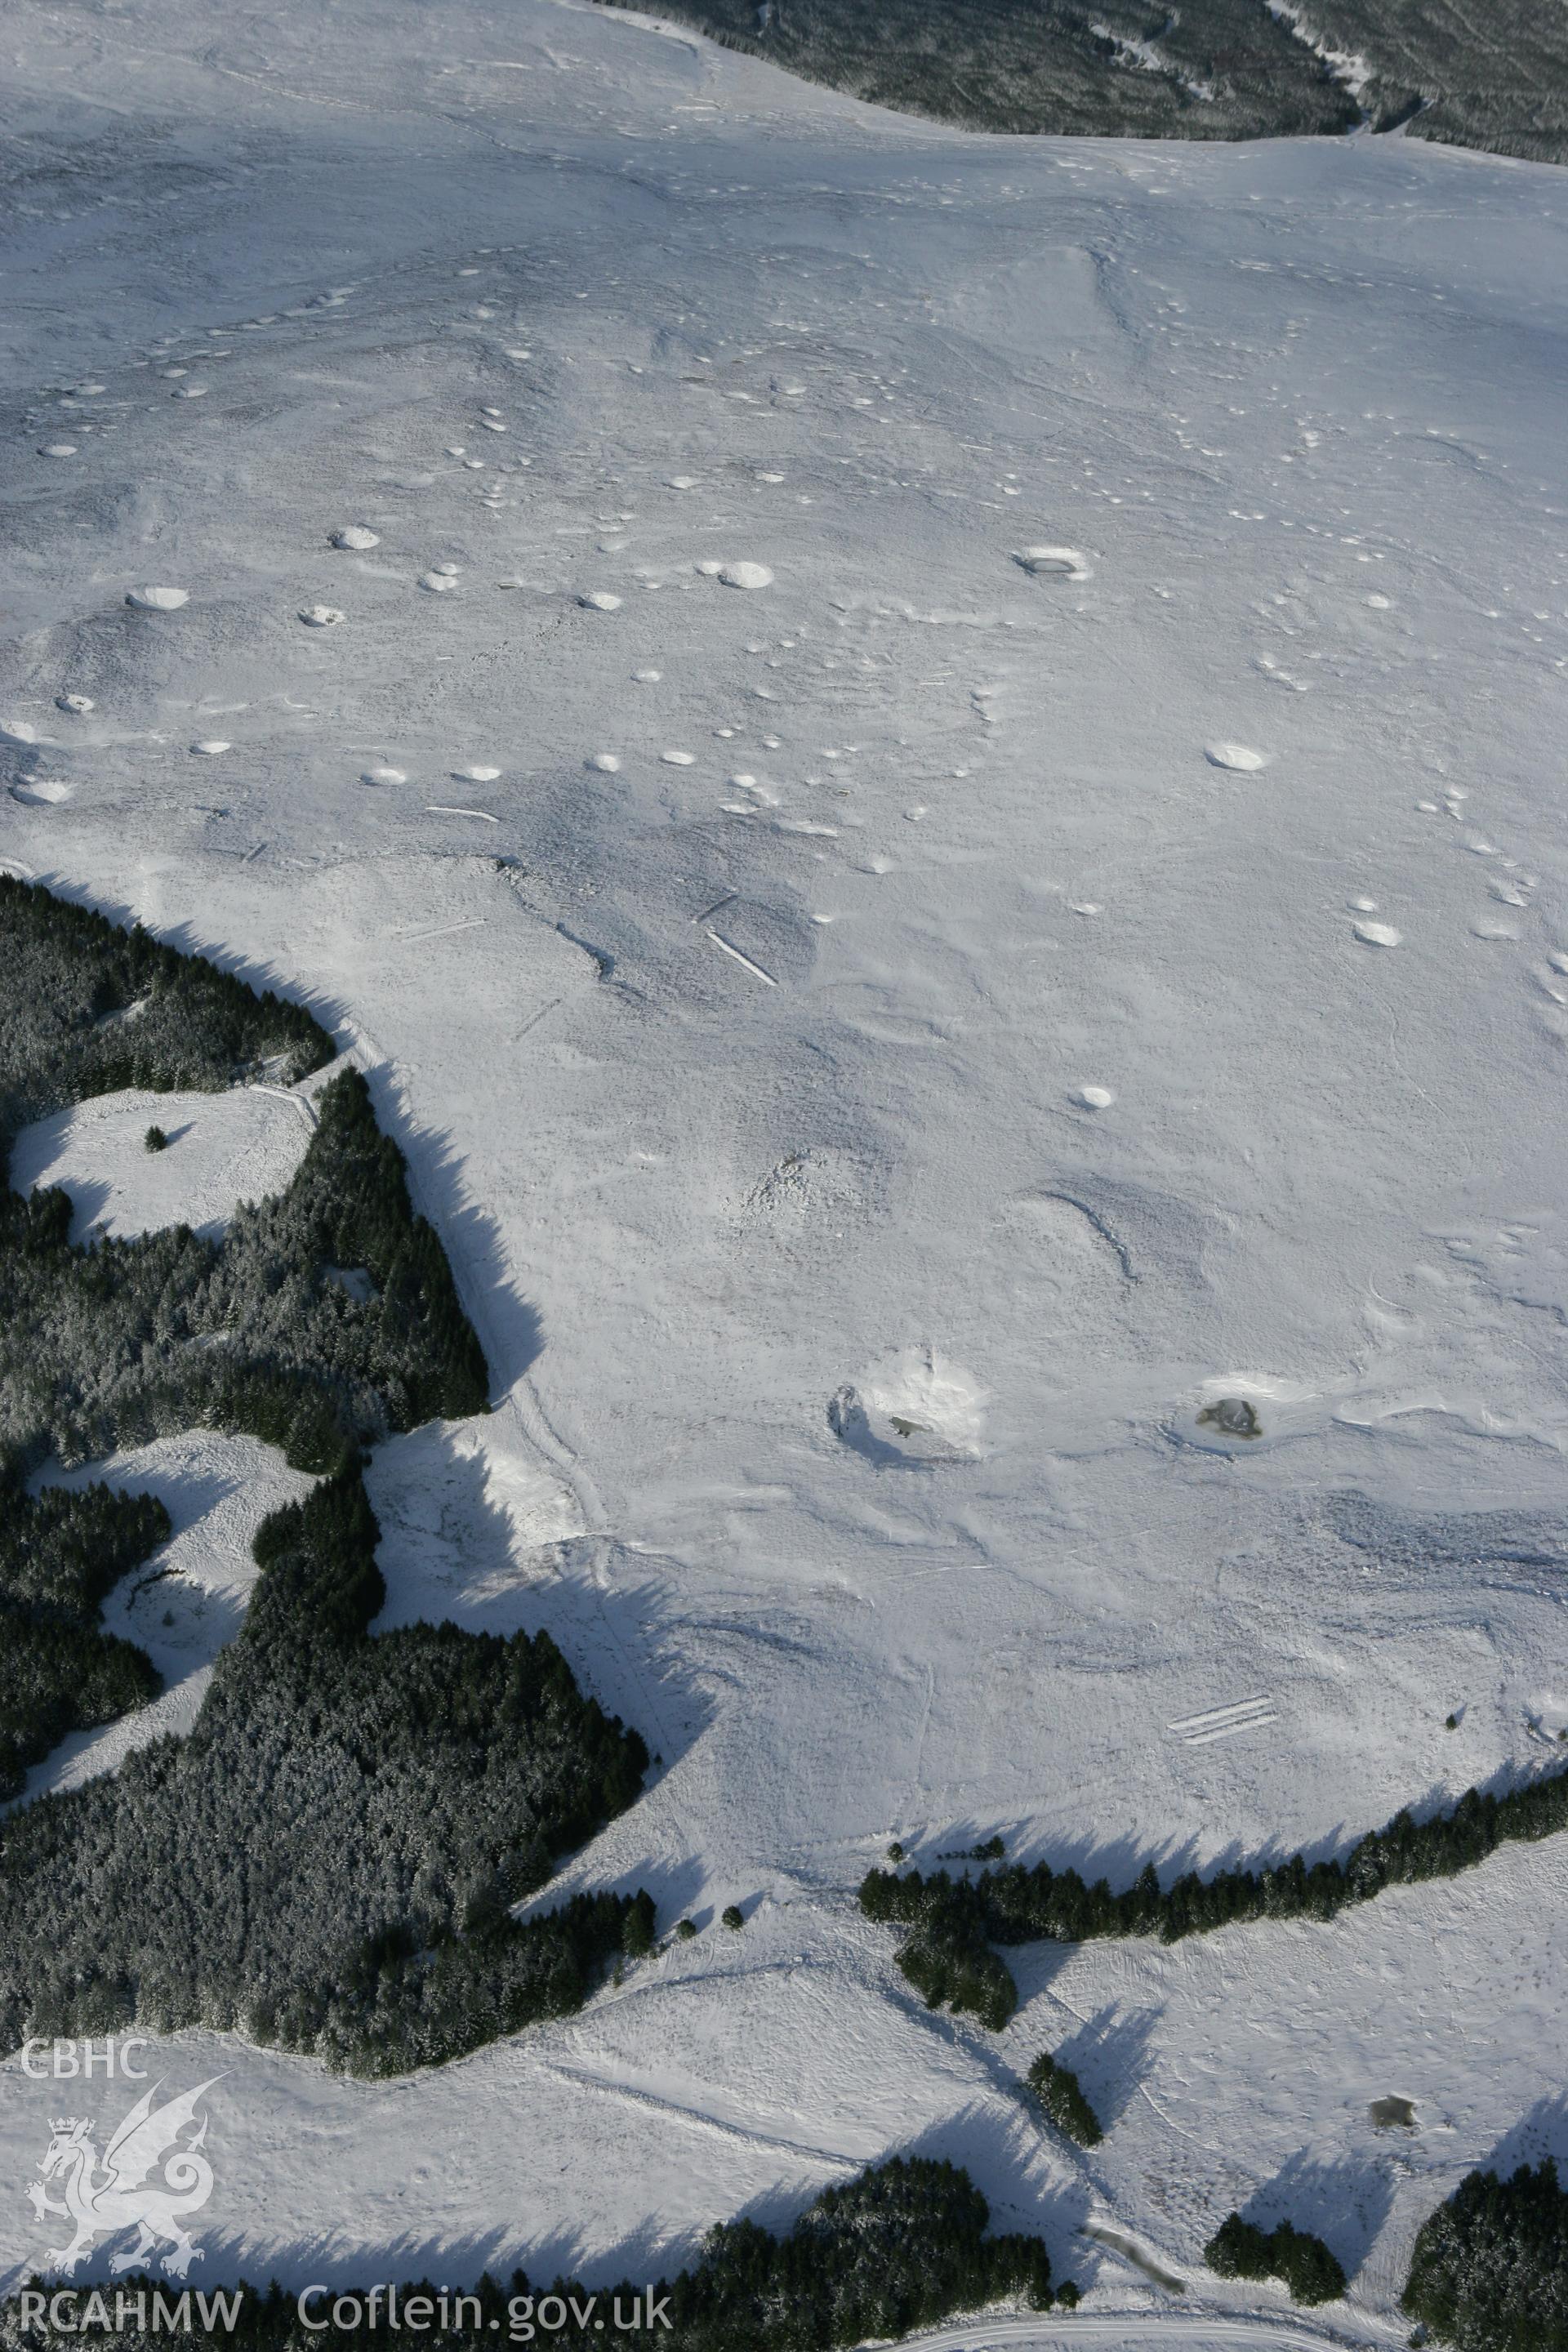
[2,0,1567,2335]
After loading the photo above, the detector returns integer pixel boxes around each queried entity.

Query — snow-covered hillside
[2,0,1567,2335]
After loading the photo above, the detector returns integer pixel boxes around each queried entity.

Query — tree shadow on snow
[894,2102,1094,2274]
[30,1432,265,1529]
[1004,1941,1088,2004]
[366,1430,710,1784]
[364,1102,543,1395]
[38,879,353,1059]
[996,1739,1566,1898]
[1483,2092,1568,2177]
[1241,2149,1396,2284]
[1002,1820,1213,1896]
[64,2216,702,2305]
[17,2102,1077,2305]
[1052,2004,1161,2133]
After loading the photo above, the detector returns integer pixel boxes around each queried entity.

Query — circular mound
[1013,545,1090,581]
[1197,1395,1261,1440]
[578,591,622,612]
[332,526,381,550]
[362,765,406,786]
[1205,742,1269,773]
[454,764,501,782]
[418,572,457,594]
[299,604,345,627]
[1353,920,1401,948]
[829,1348,988,1468]
[719,561,774,590]
[125,586,189,612]
[1183,1375,1321,1453]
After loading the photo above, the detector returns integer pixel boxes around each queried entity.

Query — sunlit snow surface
[2,0,1568,2331]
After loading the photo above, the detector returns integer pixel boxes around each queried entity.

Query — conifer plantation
[861,1766,1568,2029]
[1401,2159,1568,2352]
[0,881,648,2070]
[0,2157,1059,2351]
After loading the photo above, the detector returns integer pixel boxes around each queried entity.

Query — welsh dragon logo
[28,2078,220,2278]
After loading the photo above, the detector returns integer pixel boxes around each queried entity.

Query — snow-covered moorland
[2,0,1567,2336]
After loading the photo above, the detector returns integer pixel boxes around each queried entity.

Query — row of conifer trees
[860,1763,1568,2029]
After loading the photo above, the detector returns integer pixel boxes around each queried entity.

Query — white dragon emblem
[27,2078,221,2278]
